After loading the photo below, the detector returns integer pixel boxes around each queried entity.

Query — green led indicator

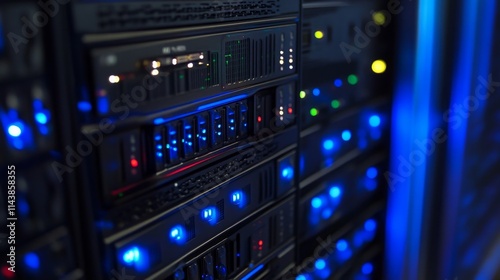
[331,100,340,109]
[347,74,358,85]
[310,108,318,117]
[179,74,184,79]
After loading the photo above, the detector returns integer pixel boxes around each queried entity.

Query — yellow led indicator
[300,91,306,99]
[310,108,318,117]
[373,12,386,26]
[371,60,387,74]
[314,31,324,39]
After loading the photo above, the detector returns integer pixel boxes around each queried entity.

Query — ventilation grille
[225,34,276,85]
[209,52,220,86]
[216,199,225,223]
[258,165,276,203]
[96,1,280,30]
[186,216,196,241]
[225,39,251,84]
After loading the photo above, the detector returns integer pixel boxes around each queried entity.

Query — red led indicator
[130,159,139,168]
[2,266,15,278]
[258,240,263,246]
[257,116,262,122]
[288,108,293,114]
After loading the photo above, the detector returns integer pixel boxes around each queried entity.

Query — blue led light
[362,263,373,275]
[366,167,378,179]
[296,275,307,280]
[77,101,92,112]
[321,208,332,219]
[241,264,264,280]
[368,115,381,127]
[231,191,243,205]
[201,207,217,224]
[34,112,48,124]
[323,139,334,150]
[311,197,323,209]
[341,130,352,141]
[24,252,40,270]
[7,124,22,137]
[97,96,109,114]
[122,247,141,264]
[329,186,342,198]
[315,259,326,270]
[0,21,4,52]
[334,79,343,87]
[197,94,247,111]
[19,198,30,216]
[170,225,186,244]
[364,219,377,232]
[312,88,320,96]
[336,239,348,251]
[281,167,294,180]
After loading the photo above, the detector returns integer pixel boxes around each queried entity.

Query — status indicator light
[341,130,352,141]
[315,259,326,270]
[7,124,22,137]
[311,197,323,209]
[331,100,340,109]
[231,191,243,204]
[24,252,40,270]
[281,167,294,180]
[170,225,187,244]
[314,31,324,39]
[323,139,334,150]
[347,74,359,85]
[35,112,48,124]
[366,167,378,179]
[130,159,139,168]
[336,239,348,251]
[329,186,342,198]
[122,247,141,264]
[369,115,381,127]
[334,79,343,87]
[312,88,320,96]
[201,207,218,224]
[362,262,374,275]
[373,11,386,25]
[300,91,306,99]
[310,108,318,117]
[364,219,377,231]
[371,60,387,74]
[108,75,120,84]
